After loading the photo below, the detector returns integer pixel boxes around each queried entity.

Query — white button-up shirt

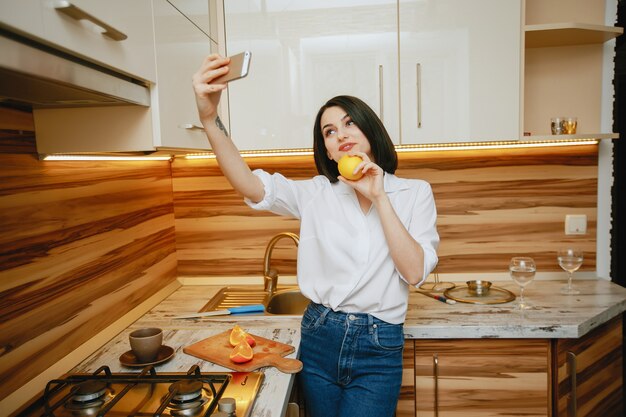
[246,170,439,324]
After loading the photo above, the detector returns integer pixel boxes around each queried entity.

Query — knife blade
[172,304,265,319]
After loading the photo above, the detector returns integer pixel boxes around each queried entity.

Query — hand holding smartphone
[214,51,252,84]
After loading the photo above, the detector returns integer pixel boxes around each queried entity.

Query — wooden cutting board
[183,330,303,374]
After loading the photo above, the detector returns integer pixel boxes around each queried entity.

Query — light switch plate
[565,214,587,235]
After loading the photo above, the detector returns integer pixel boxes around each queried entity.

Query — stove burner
[64,381,113,414]
[165,381,210,416]
[169,380,204,402]
[168,397,208,416]
[72,381,107,402]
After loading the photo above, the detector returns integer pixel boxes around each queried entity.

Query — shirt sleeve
[409,182,440,287]
[243,169,310,219]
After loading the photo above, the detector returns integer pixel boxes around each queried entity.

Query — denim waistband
[307,302,394,327]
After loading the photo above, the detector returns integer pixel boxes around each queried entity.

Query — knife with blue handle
[172,304,265,319]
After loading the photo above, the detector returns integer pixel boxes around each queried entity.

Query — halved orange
[229,340,254,364]
[229,324,256,347]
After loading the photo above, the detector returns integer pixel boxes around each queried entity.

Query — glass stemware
[509,257,536,310]
[558,249,583,295]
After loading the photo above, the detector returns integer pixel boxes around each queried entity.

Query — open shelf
[525,23,623,48]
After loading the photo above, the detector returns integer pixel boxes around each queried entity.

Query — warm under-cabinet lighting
[40,139,600,161]
[394,138,599,152]
[183,138,599,159]
[41,154,172,161]
[185,148,314,159]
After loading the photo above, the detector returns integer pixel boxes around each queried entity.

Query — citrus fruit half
[229,340,254,363]
[338,154,364,180]
[229,324,256,347]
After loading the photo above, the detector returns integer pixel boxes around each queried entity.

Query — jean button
[348,314,356,321]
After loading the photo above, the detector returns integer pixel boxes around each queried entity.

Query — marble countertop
[71,279,626,416]
[405,279,626,338]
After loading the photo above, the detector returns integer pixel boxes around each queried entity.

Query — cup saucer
[119,345,175,367]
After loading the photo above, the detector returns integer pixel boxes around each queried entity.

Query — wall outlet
[565,214,587,235]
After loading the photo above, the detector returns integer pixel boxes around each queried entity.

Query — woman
[192,54,439,417]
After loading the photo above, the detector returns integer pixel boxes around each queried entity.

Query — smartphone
[214,51,252,84]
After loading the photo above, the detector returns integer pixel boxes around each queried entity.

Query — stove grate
[37,365,230,417]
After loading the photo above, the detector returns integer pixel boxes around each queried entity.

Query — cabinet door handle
[178,123,204,131]
[416,63,422,128]
[567,351,577,417]
[378,64,384,123]
[433,353,439,417]
[53,1,128,41]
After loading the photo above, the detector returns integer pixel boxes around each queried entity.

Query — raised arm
[192,54,265,203]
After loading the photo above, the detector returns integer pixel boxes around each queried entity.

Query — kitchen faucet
[263,232,299,294]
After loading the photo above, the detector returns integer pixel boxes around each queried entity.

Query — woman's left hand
[338,151,385,202]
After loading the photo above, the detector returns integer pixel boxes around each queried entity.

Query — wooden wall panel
[173,156,311,278]
[0,126,178,400]
[172,145,597,278]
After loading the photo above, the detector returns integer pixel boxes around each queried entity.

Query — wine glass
[558,249,583,295]
[509,257,536,310]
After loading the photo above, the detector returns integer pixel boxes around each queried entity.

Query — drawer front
[415,339,550,417]
[39,0,156,82]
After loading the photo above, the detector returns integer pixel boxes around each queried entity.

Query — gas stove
[17,365,263,417]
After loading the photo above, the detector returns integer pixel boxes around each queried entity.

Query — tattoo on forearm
[215,116,229,137]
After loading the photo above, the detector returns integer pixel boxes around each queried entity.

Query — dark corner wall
[612,0,626,401]
[612,0,625,288]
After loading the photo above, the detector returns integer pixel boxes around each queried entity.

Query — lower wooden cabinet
[397,316,623,417]
[554,316,623,417]
[410,339,549,417]
[397,341,417,417]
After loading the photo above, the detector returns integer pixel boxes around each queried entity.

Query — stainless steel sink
[266,289,310,315]
[199,286,310,316]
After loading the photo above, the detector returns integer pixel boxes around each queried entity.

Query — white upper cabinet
[0,0,157,83]
[222,0,522,150]
[41,0,157,82]
[0,0,45,37]
[168,0,211,35]
[223,0,398,150]
[152,0,215,150]
[398,0,522,144]
[31,0,217,154]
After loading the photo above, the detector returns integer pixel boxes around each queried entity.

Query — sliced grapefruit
[229,340,254,364]
[229,324,256,347]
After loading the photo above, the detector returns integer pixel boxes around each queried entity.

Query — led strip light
[41,154,172,161]
[184,139,600,159]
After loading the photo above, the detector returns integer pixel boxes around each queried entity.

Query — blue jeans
[299,302,404,417]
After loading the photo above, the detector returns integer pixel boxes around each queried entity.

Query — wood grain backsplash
[172,144,597,278]
[0,104,598,401]
[0,131,178,400]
